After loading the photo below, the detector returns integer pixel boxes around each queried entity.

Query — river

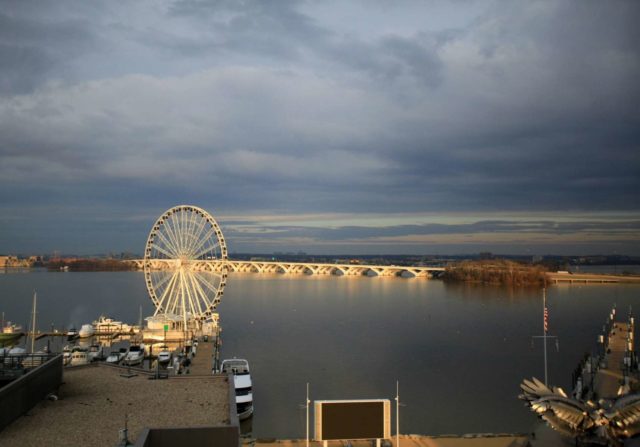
[1,269,638,438]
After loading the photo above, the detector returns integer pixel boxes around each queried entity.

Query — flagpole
[543,287,548,386]
[532,287,556,386]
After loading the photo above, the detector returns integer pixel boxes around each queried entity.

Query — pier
[521,305,640,445]
[594,314,636,399]
[571,306,637,401]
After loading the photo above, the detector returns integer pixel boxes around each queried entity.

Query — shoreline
[6,265,640,287]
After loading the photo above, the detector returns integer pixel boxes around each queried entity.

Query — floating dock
[594,318,635,398]
[572,306,637,401]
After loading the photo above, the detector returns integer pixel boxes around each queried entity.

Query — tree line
[443,259,548,286]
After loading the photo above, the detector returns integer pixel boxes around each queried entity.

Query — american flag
[544,306,549,333]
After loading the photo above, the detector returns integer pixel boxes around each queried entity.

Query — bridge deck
[133,259,445,278]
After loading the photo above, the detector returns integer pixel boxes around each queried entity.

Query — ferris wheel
[143,205,228,323]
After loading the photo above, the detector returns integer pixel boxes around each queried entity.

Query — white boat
[22,351,48,368]
[123,344,145,366]
[0,321,24,346]
[8,346,26,357]
[62,345,73,365]
[69,346,89,366]
[106,347,128,363]
[87,343,104,362]
[79,324,95,338]
[220,358,253,420]
[93,315,133,334]
[67,326,79,340]
[157,345,172,364]
[157,350,171,364]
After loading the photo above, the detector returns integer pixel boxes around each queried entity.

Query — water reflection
[1,270,638,438]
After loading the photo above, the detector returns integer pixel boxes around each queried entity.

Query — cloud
[0,8,99,95]
[225,219,640,241]
[0,0,638,254]
[220,216,640,255]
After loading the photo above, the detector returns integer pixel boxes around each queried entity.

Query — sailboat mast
[543,287,548,386]
[30,291,37,353]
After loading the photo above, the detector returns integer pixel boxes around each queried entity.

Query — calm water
[1,269,638,438]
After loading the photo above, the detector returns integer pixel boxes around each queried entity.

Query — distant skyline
[1,1,639,255]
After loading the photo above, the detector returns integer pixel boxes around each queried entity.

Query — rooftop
[0,365,231,447]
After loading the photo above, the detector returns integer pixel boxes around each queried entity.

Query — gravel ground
[0,365,231,447]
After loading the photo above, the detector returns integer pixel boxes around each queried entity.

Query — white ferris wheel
[143,205,228,325]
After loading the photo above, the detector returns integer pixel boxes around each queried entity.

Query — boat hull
[69,352,89,366]
[238,406,254,420]
[0,333,23,346]
[79,324,95,338]
[123,357,143,366]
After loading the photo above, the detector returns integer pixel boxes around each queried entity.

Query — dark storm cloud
[168,0,446,88]
[0,0,639,253]
[0,8,97,95]
[225,220,640,242]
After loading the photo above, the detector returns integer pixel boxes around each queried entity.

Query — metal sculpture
[520,377,640,445]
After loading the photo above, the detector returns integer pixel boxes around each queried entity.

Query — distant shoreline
[3,259,629,285]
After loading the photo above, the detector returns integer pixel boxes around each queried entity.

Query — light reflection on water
[1,269,638,438]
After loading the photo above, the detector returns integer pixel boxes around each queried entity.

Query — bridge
[546,272,640,284]
[131,259,445,278]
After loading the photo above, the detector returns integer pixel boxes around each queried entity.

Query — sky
[0,0,639,256]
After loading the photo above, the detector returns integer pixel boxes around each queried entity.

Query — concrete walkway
[190,339,215,375]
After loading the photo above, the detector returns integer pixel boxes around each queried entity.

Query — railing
[0,354,63,431]
[1,353,58,381]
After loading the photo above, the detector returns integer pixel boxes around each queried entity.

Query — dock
[594,319,635,399]
[571,306,637,401]
[33,330,139,341]
[184,325,222,375]
[190,338,215,375]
